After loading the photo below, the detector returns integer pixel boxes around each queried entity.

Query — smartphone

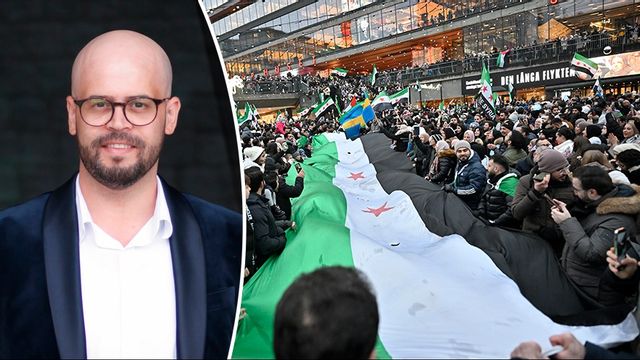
[614,227,630,263]
[413,126,420,137]
[533,171,550,182]
[542,193,557,207]
[294,163,302,173]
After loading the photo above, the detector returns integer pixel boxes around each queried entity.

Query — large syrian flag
[232,133,638,359]
[478,64,496,121]
[571,53,598,80]
[389,87,409,105]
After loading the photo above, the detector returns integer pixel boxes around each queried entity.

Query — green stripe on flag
[232,136,390,359]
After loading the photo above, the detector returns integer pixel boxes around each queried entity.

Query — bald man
[0,30,241,358]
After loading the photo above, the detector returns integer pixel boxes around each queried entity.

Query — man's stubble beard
[78,132,163,190]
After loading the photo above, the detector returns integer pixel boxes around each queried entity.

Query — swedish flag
[339,99,375,139]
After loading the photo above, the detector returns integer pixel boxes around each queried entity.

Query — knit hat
[454,140,471,152]
[435,140,450,152]
[537,149,569,172]
[443,127,456,140]
[430,134,443,142]
[243,146,264,162]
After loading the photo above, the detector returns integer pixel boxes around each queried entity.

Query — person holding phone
[511,149,575,255]
[550,166,639,304]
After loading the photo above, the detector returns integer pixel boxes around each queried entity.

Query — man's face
[66,32,180,190]
[456,147,471,162]
[572,177,591,203]
[483,122,491,131]
[552,107,560,115]
[500,126,511,138]
[551,166,570,183]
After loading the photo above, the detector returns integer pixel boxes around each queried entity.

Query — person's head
[244,146,266,165]
[508,130,527,151]
[581,149,612,169]
[500,121,512,138]
[555,127,575,145]
[454,140,471,162]
[244,166,264,194]
[572,165,614,203]
[616,149,640,171]
[623,121,639,139]
[488,155,509,177]
[66,30,181,190]
[274,266,379,359]
[463,130,475,142]
[537,149,570,182]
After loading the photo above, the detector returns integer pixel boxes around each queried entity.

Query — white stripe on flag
[327,135,638,358]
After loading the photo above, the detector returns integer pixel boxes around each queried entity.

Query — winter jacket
[412,137,435,177]
[450,151,487,210]
[511,169,575,250]
[624,165,640,186]
[476,171,518,222]
[558,184,640,302]
[275,175,304,220]
[428,149,456,184]
[246,192,288,269]
[502,147,528,166]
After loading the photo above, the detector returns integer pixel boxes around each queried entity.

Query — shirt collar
[75,176,173,246]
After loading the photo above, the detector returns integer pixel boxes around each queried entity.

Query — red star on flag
[481,85,488,93]
[348,172,365,180]
[362,202,394,217]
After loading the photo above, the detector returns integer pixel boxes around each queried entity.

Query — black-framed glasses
[73,96,169,127]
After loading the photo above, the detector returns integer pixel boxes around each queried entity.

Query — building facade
[206,0,640,106]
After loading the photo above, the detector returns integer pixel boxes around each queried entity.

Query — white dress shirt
[76,177,177,359]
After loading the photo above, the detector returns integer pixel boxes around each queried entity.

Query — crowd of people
[239,69,640,356]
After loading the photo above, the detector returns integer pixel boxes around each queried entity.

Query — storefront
[461,50,640,101]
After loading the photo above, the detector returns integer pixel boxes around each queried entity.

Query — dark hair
[264,171,279,190]
[490,154,510,171]
[573,165,614,196]
[617,149,640,168]
[508,130,527,151]
[244,167,264,193]
[556,126,575,141]
[274,266,379,359]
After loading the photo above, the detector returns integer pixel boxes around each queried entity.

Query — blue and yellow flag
[339,98,375,139]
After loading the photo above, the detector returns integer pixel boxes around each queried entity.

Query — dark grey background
[0,0,241,212]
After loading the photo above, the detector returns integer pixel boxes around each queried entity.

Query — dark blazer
[0,176,242,358]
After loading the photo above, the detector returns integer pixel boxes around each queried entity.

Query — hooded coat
[558,184,640,303]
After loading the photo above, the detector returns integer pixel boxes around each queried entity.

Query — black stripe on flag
[360,133,633,325]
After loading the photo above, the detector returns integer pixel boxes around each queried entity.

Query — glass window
[370,10,382,41]
[382,6,397,37]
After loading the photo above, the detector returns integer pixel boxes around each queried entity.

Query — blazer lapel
[163,181,207,358]
[42,176,87,359]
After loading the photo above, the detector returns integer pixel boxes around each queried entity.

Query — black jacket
[0,176,241,358]
[476,172,518,222]
[246,192,287,269]
[275,176,304,219]
[429,149,456,184]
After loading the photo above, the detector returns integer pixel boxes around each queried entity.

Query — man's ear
[66,96,78,135]
[164,96,181,135]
